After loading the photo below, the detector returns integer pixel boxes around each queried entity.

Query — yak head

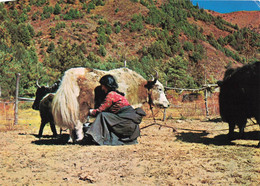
[145,71,170,108]
[32,80,61,110]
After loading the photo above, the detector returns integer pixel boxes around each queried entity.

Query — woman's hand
[89,109,94,116]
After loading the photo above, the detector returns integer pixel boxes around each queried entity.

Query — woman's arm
[90,92,114,116]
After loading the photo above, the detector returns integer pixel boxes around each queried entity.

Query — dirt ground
[0,109,260,185]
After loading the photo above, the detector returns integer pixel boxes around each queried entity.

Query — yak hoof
[68,137,73,143]
[37,134,42,139]
[257,142,260,148]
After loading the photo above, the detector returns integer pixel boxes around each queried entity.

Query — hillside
[208,10,260,34]
[0,0,259,98]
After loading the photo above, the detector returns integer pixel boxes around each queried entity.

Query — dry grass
[0,96,260,185]
[0,116,259,185]
[0,102,40,132]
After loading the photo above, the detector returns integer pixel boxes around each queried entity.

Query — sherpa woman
[85,74,146,145]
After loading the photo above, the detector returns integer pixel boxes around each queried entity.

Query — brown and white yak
[52,67,170,142]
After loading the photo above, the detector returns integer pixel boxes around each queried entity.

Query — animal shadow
[31,134,97,146]
[31,134,71,145]
[176,131,260,147]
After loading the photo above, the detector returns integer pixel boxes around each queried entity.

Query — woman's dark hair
[99,74,118,91]
[99,74,125,96]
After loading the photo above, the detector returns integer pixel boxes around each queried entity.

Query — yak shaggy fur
[218,61,260,146]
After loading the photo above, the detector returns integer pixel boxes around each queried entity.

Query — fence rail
[0,81,220,126]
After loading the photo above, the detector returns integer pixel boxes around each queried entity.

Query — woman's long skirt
[85,107,143,145]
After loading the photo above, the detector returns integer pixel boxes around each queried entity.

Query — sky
[0,0,259,13]
[191,0,260,13]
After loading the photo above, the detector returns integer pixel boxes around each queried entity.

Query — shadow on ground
[30,134,97,146]
[176,131,260,147]
[31,134,71,145]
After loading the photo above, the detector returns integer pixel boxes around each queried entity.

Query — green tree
[115,25,121,34]
[98,45,106,56]
[164,56,197,88]
[0,45,49,97]
[54,3,61,15]
[50,27,56,39]
[97,32,108,45]
[148,40,166,59]
[44,40,86,74]
[46,42,55,53]
[17,24,32,46]
[183,41,194,51]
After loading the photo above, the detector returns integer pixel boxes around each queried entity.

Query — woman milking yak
[84,74,146,145]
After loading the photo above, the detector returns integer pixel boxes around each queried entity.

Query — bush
[32,11,40,21]
[46,42,55,53]
[27,24,35,37]
[183,41,194,51]
[98,45,106,56]
[87,52,100,63]
[54,3,61,15]
[96,32,108,45]
[36,31,43,37]
[115,25,121,34]
[63,8,82,20]
[43,6,54,14]
[148,41,165,59]
[55,22,66,30]
[189,51,202,63]
[50,27,56,39]
[105,25,112,35]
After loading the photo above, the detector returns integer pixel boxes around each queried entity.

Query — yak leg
[228,122,236,140]
[50,120,58,137]
[68,129,77,143]
[75,120,84,142]
[238,118,247,139]
[255,117,260,148]
[38,120,47,138]
[67,121,84,143]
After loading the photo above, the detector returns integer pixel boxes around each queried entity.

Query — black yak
[38,93,57,138]
[217,62,260,147]
[32,80,60,138]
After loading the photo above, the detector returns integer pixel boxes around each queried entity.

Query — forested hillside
[0,0,259,98]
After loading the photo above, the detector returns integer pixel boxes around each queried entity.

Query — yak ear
[217,80,223,87]
[145,70,158,89]
[145,79,157,90]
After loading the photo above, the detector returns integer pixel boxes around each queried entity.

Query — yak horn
[149,70,159,81]
[148,70,159,83]
[149,74,154,81]
[36,80,40,88]
[154,70,158,80]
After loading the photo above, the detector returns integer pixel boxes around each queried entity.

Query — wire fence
[0,98,34,130]
[0,83,220,130]
[0,100,15,130]
[143,88,220,120]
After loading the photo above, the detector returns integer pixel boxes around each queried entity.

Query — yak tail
[52,68,85,129]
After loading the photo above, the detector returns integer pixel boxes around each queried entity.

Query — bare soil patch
[0,110,259,185]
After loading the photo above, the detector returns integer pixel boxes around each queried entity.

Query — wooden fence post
[204,88,209,117]
[14,73,21,125]
[163,81,168,121]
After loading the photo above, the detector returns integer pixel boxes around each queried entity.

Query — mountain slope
[208,10,260,34]
[0,0,259,97]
